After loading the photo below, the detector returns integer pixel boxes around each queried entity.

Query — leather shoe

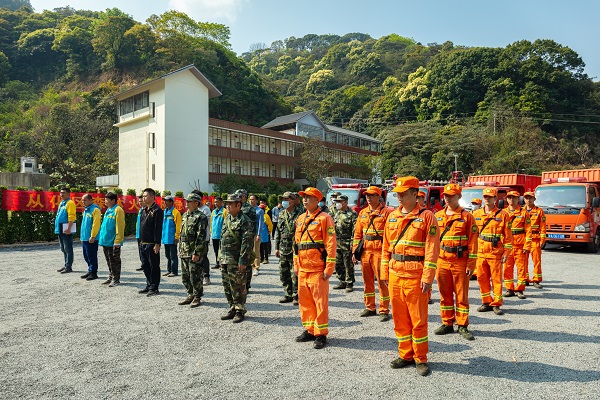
[57,267,66,272]
[135,267,143,271]
[313,335,327,349]
[360,309,377,317]
[333,282,346,290]
[390,358,415,369]
[345,285,353,293]
[60,269,72,274]
[190,297,202,308]
[179,295,194,305]
[232,312,245,323]
[221,309,236,320]
[504,290,516,297]
[138,288,149,294]
[162,272,170,276]
[86,273,98,281]
[101,278,112,285]
[295,330,316,342]
[279,296,294,304]
[146,289,160,297]
[416,362,431,376]
[533,282,543,289]
[477,304,492,312]
[516,291,526,299]
[493,306,504,315]
[81,272,91,279]
[379,313,390,322]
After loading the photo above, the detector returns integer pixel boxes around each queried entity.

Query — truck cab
[459,174,541,211]
[535,171,600,252]
[326,183,387,214]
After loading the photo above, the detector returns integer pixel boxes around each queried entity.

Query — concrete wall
[118,81,165,192]
[0,172,50,189]
[163,71,210,194]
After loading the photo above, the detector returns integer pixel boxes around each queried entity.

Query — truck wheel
[587,230,600,253]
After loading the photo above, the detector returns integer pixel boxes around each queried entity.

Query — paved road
[0,240,598,399]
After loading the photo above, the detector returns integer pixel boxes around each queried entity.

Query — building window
[254,144,261,152]
[235,141,242,149]
[234,166,241,174]
[297,122,323,139]
[213,138,222,146]
[118,90,149,116]
[151,164,155,181]
[325,131,337,143]
[213,164,221,173]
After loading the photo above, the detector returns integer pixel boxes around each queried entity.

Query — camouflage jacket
[241,202,257,236]
[218,212,254,266]
[178,208,209,259]
[334,207,358,251]
[274,206,302,255]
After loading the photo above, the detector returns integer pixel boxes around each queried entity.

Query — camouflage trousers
[181,257,203,298]
[245,249,256,290]
[279,253,298,298]
[335,247,355,285]
[222,264,248,314]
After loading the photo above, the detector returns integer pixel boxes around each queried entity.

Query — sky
[30,0,600,80]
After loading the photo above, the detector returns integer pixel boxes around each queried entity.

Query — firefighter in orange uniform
[382,177,440,377]
[433,184,478,341]
[524,192,546,288]
[293,187,336,349]
[417,190,426,209]
[504,191,532,299]
[473,187,513,315]
[470,198,482,211]
[352,186,391,321]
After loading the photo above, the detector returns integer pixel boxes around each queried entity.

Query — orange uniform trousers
[389,273,429,363]
[298,270,329,337]
[361,250,390,314]
[476,257,503,307]
[528,239,543,283]
[436,258,470,327]
[504,244,528,292]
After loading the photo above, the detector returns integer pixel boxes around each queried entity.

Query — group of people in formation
[53,177,546,377]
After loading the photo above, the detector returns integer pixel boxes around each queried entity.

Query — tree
[146,10,230,48]
[298,136,334,186]
[0,0,31,11]
[91,15,135,70]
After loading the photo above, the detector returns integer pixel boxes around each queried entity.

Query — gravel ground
[0,239,599,399]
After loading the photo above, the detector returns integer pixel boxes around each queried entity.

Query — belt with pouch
[391,254,425,262]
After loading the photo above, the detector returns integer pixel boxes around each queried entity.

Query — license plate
[548,234,565,239]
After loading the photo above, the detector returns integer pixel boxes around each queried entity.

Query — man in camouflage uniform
[329,191,342,218]
[178,193,209,308]
[236,189,257,291]
[219,193,254,323]
[274,192,302,305]
[332,195,358,292]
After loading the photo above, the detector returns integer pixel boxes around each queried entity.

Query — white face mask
[281,201,290,209]
[335,202,343,210]
[472,204,480,210]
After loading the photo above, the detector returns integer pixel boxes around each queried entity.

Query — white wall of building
[163,71,210,194]
[118,81,165,192]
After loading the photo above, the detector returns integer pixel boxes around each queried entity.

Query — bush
[15,186,28,190]
[126,188,136,196]
[33,186,44,191]
[162,190,171,196]
[114,188,123,195]
[268,194,279,209]
[175,191,184,198]
[99,188,108,194]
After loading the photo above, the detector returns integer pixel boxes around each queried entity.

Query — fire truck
[460,174,541,210]
[384,179,446,211]
[535,169,600,252]
[326,183,387,214]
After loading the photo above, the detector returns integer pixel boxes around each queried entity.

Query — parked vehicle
[326,183,387,213]
[536,169,600,252]
[460,174,541,210]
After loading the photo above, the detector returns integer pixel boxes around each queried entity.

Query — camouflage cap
[186,193,202,202]
[235,189,248,197]
[280,191,296,200]
[224,193,242,203]
[331,191,342,198]
[333,195,348,202]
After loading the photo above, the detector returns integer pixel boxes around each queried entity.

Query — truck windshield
[326,189,360,207]
[535,186,586,209]
[459,189,483,209]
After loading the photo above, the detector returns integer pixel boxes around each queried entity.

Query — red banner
[1,190,214,214]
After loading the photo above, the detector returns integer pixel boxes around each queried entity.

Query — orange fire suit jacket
[352,204,390,253]
[506,206,532,251]
[293,209,337,276]
[526,206,547,243]
[472,207,513,259]
[381,207,440,284]
[434,207,478,272]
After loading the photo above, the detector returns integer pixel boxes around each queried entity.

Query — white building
[111,65,221,193]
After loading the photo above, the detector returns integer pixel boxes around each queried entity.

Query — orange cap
[392,176,419,193]
[443,183,462,196]
[365,186,382,196]
[417,190,426,198]
[482,187,498,197]
[299,187,323,201]
[506,190,520,198]
[471,198,482,205]
[524,191,536,199]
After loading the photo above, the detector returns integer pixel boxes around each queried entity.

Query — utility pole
[453,153,458,172]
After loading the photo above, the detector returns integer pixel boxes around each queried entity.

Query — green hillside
[0,4,598,186]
